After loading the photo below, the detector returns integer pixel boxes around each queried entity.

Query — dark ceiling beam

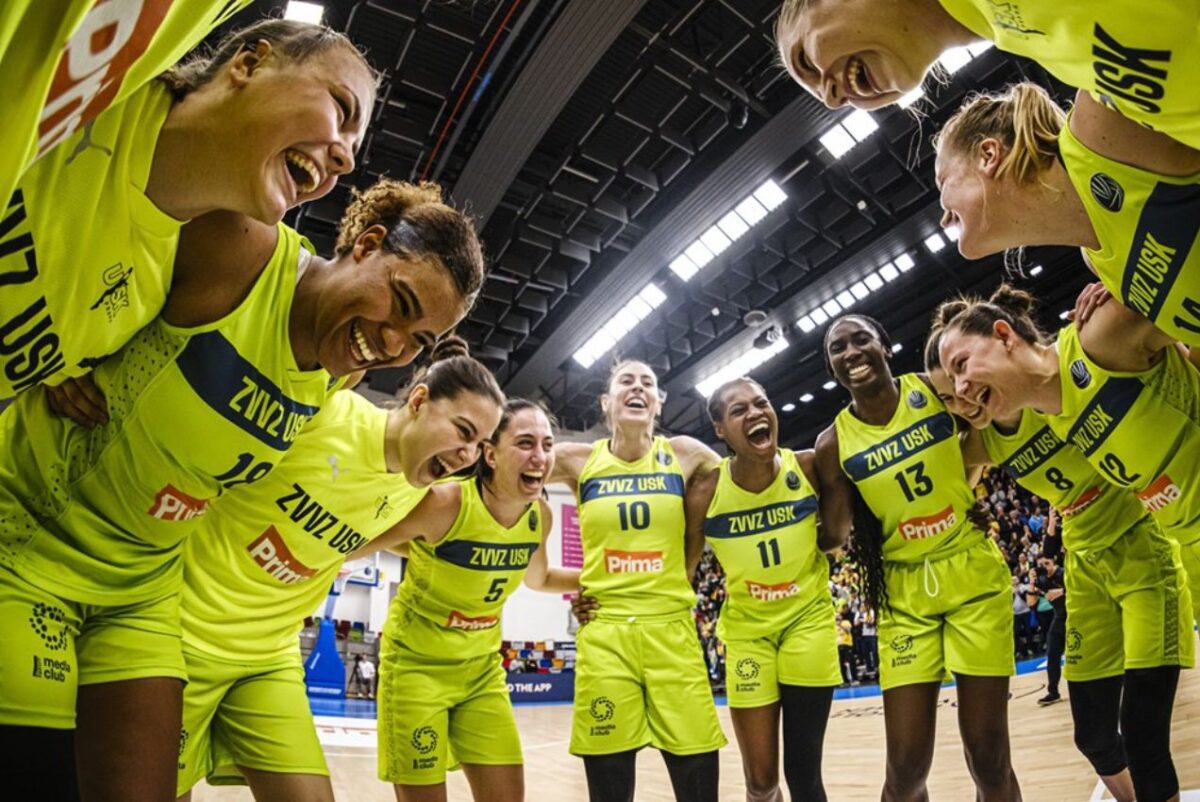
[448,0,649,225]
[506,91,831,398]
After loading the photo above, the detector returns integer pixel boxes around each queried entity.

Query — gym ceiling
[221,0,1087,450]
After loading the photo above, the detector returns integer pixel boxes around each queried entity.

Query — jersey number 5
[484,577,508,603]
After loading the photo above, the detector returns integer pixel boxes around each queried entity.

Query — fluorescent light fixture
[684,240,715,269]
[864,272,884,291]
[1029,264,1044,276]
[627,295,653,320]
[735,196,769,225]
[602,316,629,340]
[695,336,790,397]
[944,225,961,242]
[924,233,946,253]
[836,290,856,309]
[850,281,870,300]
[937,45,973,74]
[669,254,699,280]
[753,179,788,211]
[700,225,732,256]
[639,283,667,307]
[592,330,616,352]
[716,210,750,241]
[822,380,837,390]
[898,88,925,108]
[843,110,879,143]
[810,307,830,326]
[612,307,639,334]
[285,1,324,23]
[797,314,817,333]
[572,283,667,368]
[1059,309,1070,320]
[879,263,900,282]
[781,402,796,412]
[891,342,903,353]
[822,298,842,317]
[967,41,994,57]
[819,125,856,159]
[894,253,916,272]
[800,393,815,403]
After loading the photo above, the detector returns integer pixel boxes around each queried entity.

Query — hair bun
[989,283,1035,316]
[932,298,970,329]
[428,334,470,363]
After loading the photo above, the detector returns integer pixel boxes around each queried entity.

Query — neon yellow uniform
[0,224,334,729]
[569,437,725,756]
[1,81,184,398]
[177,390,428,793]
[835,373,1013,690]
[1048,323,1200,625]
[939,0,1200,148]
[1056,117,1200,347]
[703,449,840,707]
[980,409,1193,680]
[0,1,252,213]
[378,478,542,785]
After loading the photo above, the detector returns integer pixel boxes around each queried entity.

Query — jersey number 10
[617,501,651,530]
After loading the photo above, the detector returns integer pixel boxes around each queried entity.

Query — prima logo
[411,726,438,755]
[589,696,615,722]
[1069,359,1092,389]
[785,470,801,490]
[29,602,68,651]
[890,634,914,653]
[907,390,928,410]
[1067,628,1083,653]
[735,658,760,681]
[1089,173,1124,212]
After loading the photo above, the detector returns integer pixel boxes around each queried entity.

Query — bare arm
[549,442,591,490]
[959,427,993,472]
[1072,89,1200,177]
[524,501,582,593]
[684,467,719,579]
[348,482,462,560]
[813,426,851,553]
[1077,294,1175,372]
[671,435,721,483]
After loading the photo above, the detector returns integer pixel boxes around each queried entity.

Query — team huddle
[0,1,1198,801]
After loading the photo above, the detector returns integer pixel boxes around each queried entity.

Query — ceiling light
[684,240,714,269]
[800,393,814,403]
[850,281,870,300]
[639,283,667,307]
[836,290,855,309]
[822,298,842,316]
[285,1,324,23]
[937,45,973,74]
[1030,265,1044,276]
[1059,309,1070,320]
[898,88,925,108]
[797,315,817,333]
[700,225,732,256]
[822,380,837,390]
[967,41,994,57]
[891,342,903,353]
[695,336,789,397]
[735,196,768,225]
[627,296,653,320]
[669,254,699,280]
[894,253,916,272]
[879,263,899,282]
[810,307,830,325]
[716,210,750,241]
[843,110,879,143]
[753,179,788,211]
[924,233,946,253]
[944,225,960,242]
[819,125,856,159]
[781,402,796,412]
[864,273,884,291]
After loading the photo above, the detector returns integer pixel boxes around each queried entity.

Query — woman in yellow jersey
[0,1,255,207]
[933,82,1200,350]
[925,286,1194,802]
[174,339,503,802]
[773,0,1200,150]
[0,178,484,800]
[936,283,1200,620]
[550,359,725,802]
[684,377,841,802]
[350,399,578,802]
[816,314,1021,801]
[1,18,375,401]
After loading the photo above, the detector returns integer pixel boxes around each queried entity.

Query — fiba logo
[786,470,801,490]
[1069,359,1092,389]
[890,634,914,653]
[735,658,760,681]
[907,390,928,410]
[411,726,439,755]
[1089,173,1124,212]
[656,449,673,466]
[1067,628,1084,653]
[589,696,615,722]
[529,508,539,531]
[29,602,68,651]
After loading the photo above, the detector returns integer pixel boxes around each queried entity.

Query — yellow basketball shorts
[0,565,185,729]
[569,615,726,756]
[1065,518,1195,682]
[722,594,842,708]
[1177,537,1200,630]
[377,625,521,786]
[175,645,328,795]
[877,539,1014,691]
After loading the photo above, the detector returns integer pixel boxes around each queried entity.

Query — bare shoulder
[1071,89,1200,177]
[551,441,593,486]
[670,434,719,479]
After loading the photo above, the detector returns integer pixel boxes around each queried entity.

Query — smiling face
[934,143,1012,260]
[713,381,777,458]
[601,361,662,431]
[937,323,1038,420]
[779,0,942,109]
[484,407,556,503]
[222,43,375,223]
[398,386,502,487]
[312,225,467,376]
[927,365,992,429]
[824,316,893,392]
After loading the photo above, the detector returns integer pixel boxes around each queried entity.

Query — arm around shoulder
[549,441,591,489]
[684,466,719,580]
[813,426,851,553]
[524,500,581,593]
[671,435,720,482]
[348,481,462,560]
